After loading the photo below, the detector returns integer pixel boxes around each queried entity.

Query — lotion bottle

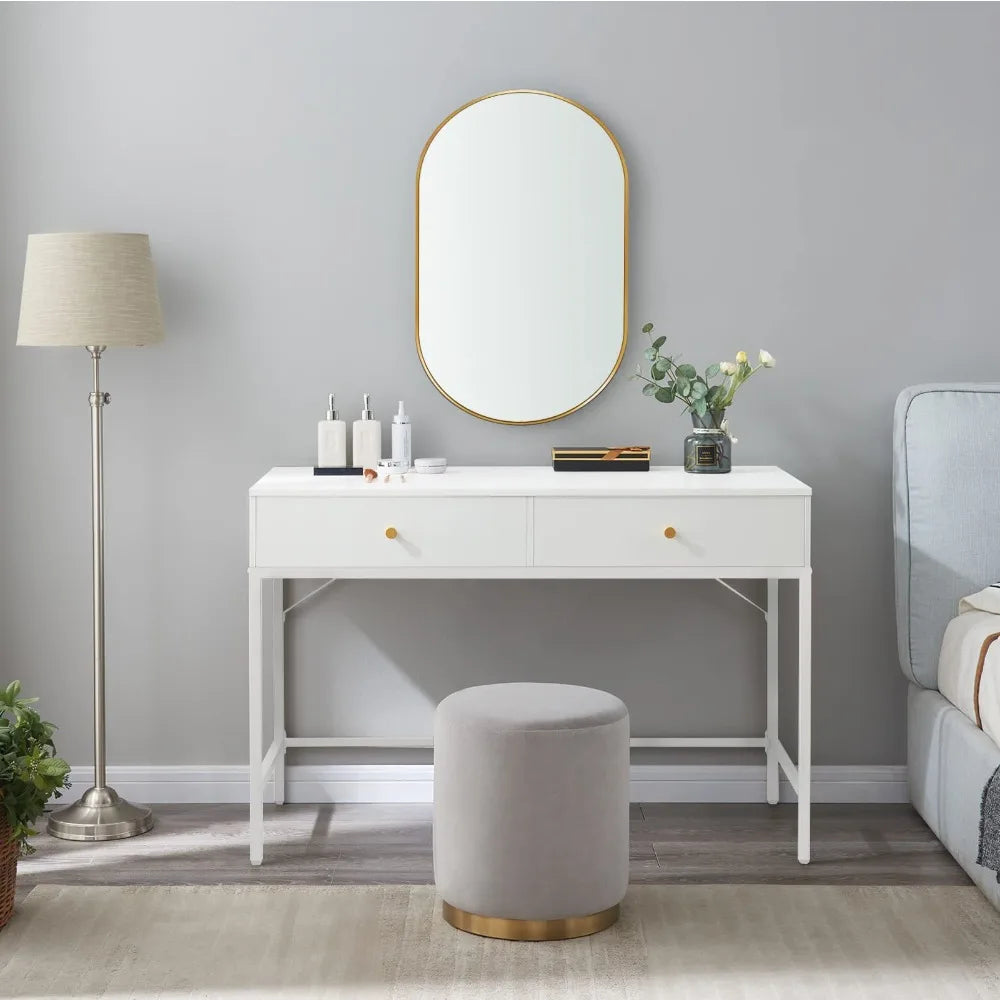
[391,400,412,471]
[317,394,347,468]
[352,393,382,469]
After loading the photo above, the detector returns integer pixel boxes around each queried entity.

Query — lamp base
[47,785,153,841]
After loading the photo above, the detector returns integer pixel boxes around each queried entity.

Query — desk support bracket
[715,578,767,619]
[283,578,337,619]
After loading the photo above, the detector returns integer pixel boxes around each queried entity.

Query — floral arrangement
[632,322,775,429]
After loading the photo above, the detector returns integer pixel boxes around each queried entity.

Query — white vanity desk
[248,465,812,865]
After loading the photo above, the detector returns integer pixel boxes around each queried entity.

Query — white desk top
[250,466,811,498]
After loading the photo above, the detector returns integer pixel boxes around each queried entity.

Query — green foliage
[706,385,726,410]
[650,359,670,381]
[0,681,70,856]
[632,322,775,420]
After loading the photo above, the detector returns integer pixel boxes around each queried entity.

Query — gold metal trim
[552,448,651,459]
[442,900,620,941]
[415,90,630,426]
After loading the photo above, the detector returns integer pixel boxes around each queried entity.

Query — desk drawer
[254,497,528,568]
[533,496,806,568]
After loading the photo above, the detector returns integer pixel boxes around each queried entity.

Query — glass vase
[683,410,732,474]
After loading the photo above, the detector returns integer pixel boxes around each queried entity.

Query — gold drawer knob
[385,526,398,540]
[663,526,677,539]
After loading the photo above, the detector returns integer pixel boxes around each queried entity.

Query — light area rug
[1,884,1000,999]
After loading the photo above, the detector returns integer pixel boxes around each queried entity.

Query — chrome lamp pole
[46,346,153,840]
[16,233,163,841]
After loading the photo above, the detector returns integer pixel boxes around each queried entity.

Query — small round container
[414,457,447,475]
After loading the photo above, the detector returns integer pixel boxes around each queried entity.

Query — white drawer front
[254,497,528,568]
[533,496,806,568]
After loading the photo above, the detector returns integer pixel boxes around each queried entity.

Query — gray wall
[2,2,999,771]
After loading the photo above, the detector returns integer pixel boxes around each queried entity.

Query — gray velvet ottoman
[433,682,630,940]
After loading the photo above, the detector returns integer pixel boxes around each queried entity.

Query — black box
[552,446,651,472]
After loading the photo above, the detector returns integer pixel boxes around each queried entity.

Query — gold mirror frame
[415,90,630,426]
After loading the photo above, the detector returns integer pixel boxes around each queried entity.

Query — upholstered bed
[894,384,1000,909]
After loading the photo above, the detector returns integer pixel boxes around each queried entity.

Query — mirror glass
[417,91,628,425]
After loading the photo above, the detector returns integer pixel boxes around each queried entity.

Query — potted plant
[633,322,776,473]
[0,681,70,930]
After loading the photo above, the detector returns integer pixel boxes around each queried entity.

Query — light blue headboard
[894,384,1000,688]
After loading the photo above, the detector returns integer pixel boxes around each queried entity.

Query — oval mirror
[416,91,628,425]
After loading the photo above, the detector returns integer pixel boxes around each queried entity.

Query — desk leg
[249,572,264,866]
[272,579,286,806]
[765,579,779,805]
[797,571,812,864]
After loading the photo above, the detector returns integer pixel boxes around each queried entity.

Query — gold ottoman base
[441,900,621,941]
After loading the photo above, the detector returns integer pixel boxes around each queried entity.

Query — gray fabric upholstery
[436,682,628,732]
[433,683,629,921]
[893,384,1000,688]
[908,683,1000,908]
[895,384,1000,912]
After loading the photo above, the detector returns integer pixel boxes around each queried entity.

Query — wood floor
[15,802,968,904]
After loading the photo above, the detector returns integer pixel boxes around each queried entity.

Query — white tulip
[759,350,776,368]
[719,361,738,376]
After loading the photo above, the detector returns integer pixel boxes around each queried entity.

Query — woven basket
[0,814,17,931]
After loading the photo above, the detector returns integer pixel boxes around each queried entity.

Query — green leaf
[675,375,690,396]
[690,381,707,399]
[706,385,725,407]
[37,757,69,778]
[655,386,675,403]
[694,398,708,417]
[651,335,666,350]
[643,347,657,362]
[642,383,658,397]
[676,363,697,380]
[641,322,654,334]
[705,363,720,379]
[651,360,670,380]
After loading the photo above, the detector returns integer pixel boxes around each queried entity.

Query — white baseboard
[66,763,908,805]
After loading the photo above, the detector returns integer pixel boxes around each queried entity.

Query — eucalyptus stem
[634,371,696,407]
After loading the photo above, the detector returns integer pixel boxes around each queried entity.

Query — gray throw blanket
[980,766,1000,881]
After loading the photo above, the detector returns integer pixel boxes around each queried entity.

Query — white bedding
[938,609,1000,746]
[960,583,1000,616]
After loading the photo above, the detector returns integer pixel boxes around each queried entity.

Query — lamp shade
[16,233,164,347]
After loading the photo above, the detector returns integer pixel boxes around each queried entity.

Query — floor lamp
[17,233,164,841]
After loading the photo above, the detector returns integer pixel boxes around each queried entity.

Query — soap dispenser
[352,393,382,469]
[317,394,347,468]
[391,400,412,471]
